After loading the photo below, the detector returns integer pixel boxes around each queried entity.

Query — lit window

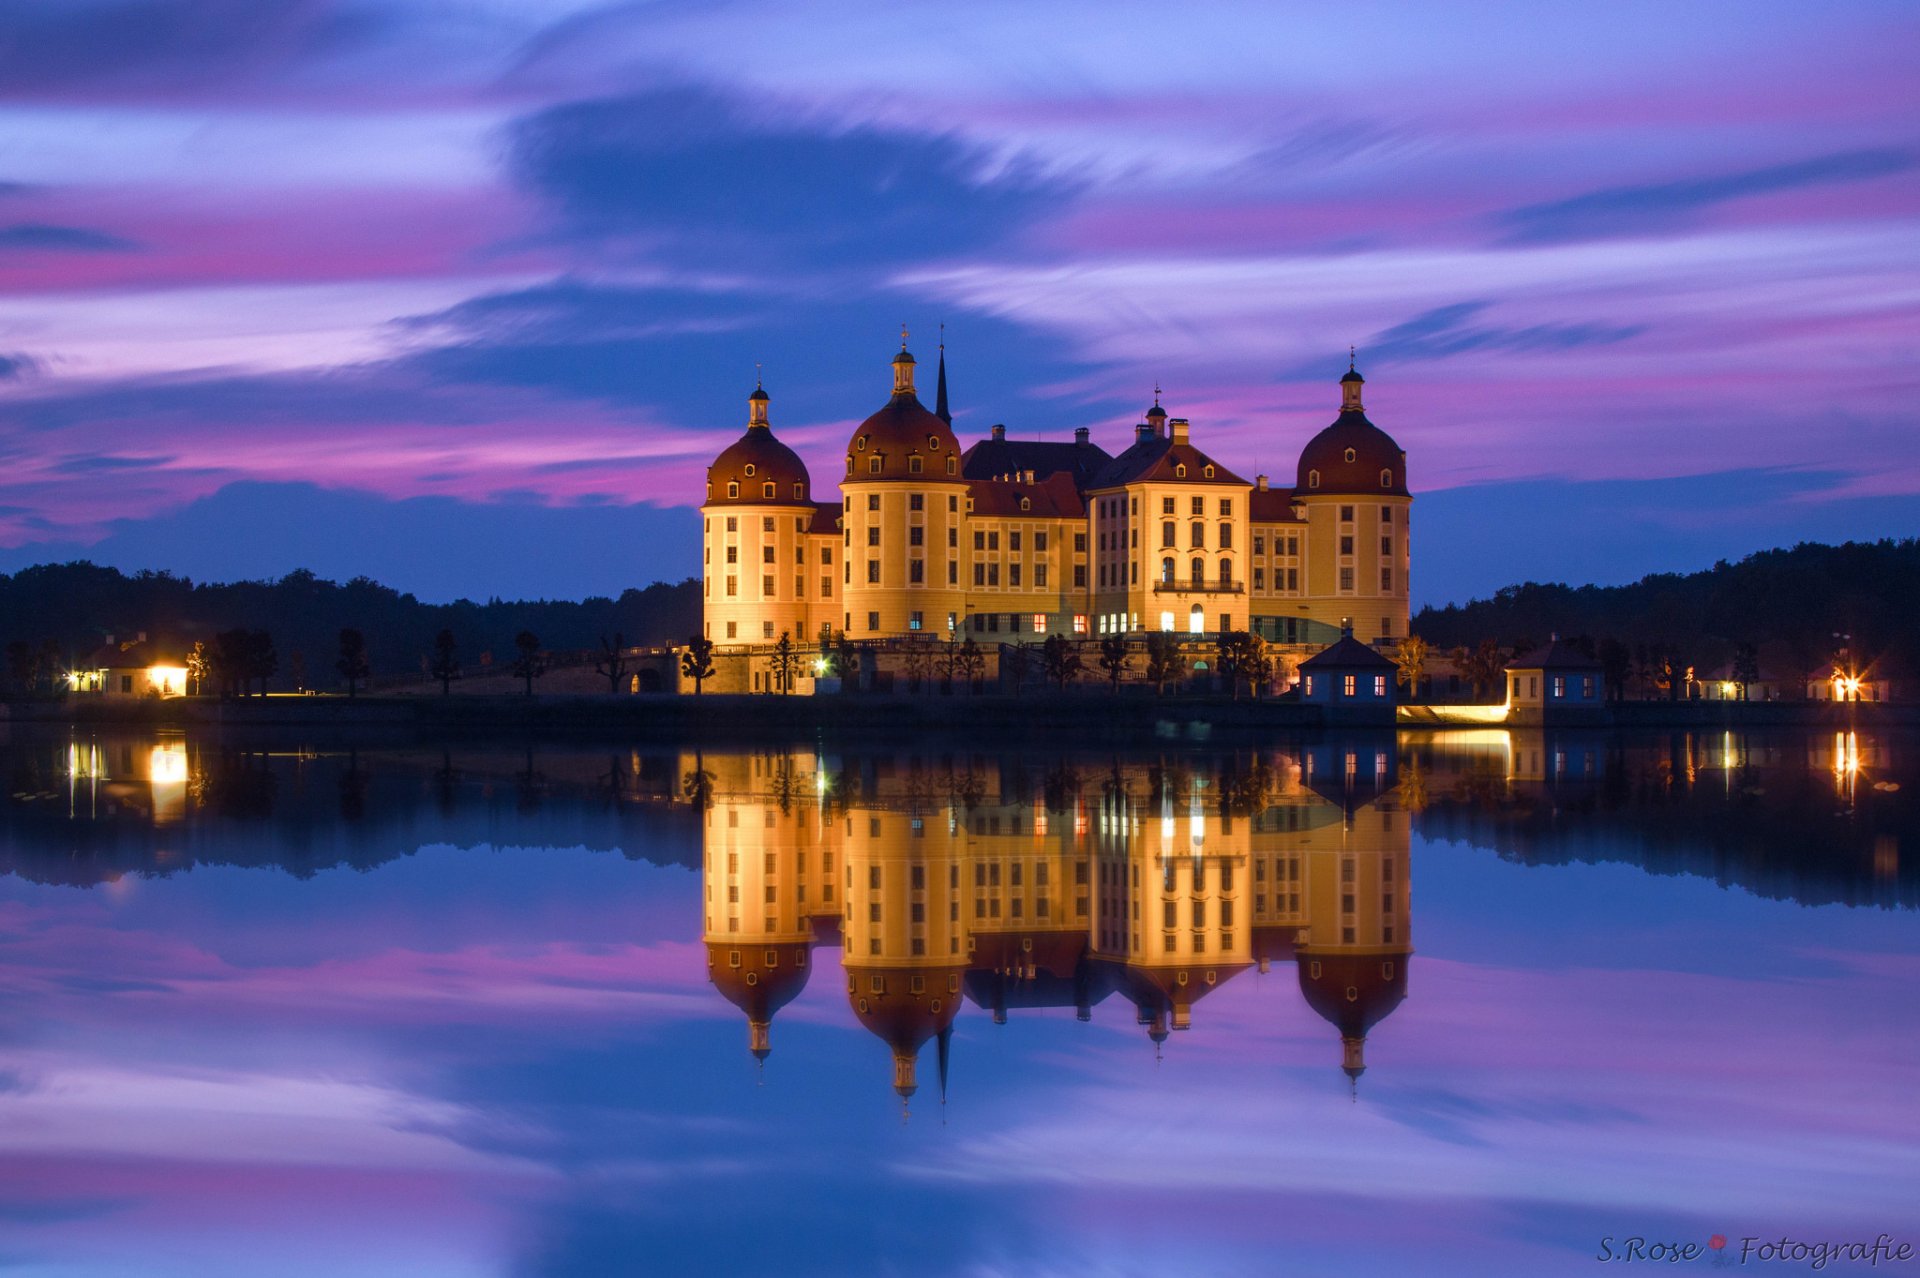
[1032,614,1046,633]
[1342,674,1356,697]
[1073,614,1088,634]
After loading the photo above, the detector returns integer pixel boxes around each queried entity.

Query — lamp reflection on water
[149,740,188,826]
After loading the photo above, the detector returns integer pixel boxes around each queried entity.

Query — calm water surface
[0,726,1914,1277]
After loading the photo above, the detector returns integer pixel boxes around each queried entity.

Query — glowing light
[147,665,188,697]
[148,742,188,784]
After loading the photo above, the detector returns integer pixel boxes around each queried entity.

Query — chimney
[1074,426,1089,446]
[1135,422,1154,443]
[1169,417,1190,444]
[1256,474,1268,490]
[991,423,1006,441]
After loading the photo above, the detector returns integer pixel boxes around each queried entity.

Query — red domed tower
[701,381,819,647]
[1293,358,1411,646]
[838,334,970,639]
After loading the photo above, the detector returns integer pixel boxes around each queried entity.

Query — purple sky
[0,1,1915,604]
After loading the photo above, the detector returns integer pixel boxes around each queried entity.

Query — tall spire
[935,323,950,424]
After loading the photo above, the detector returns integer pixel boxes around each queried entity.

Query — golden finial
[1153,381,1161,406]
[755,361,763,389]
[1349,345,1356,370]
[901,323,909,350]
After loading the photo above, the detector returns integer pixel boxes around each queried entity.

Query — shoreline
[3,692,1911,747]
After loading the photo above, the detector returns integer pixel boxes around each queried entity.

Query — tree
[1598,637,1631,703]
[1041,634,1082,689]
[288,649,306,693]
[595,632,628,694]
[832,632,860,691]
[246,630,277,696]
[1098,636,1131,691]
[1453,639,1506,701]
[211,628,252,698]
[1394,634,1429,699]
[1731,642,1760,701]
[185,640,210,696]
[770,631,797,694]
[336,628,370,698]
[1145,632,1183,694]
[430,628,459,694]
[511,630,544,696]
[955,636,984,692]
[902,638,937,693]
[1216,631,1257,700]
[681,634,715,694]
[1001,641,1033,691]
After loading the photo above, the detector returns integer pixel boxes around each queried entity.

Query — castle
[702,337,1410,660]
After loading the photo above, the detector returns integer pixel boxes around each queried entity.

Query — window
[1374,675,1388,697]
[1074,532,1087,553]
[974,530,985,550]
[1009,531,1022,551]
[1032,614,1046,633]
[762,481,775,498]
[1218,560,1232,585]
[1583,675,1596,698]
[725,621,737,638]
[909,526,923,546]
[949,495,958,511]
[988,564,1000,586]
[1340,505,1354,522]
[1073,565,1086,587]
[1073,614,1088,634]
[1343,674,1357,697]
[867,527,880,546]
[1161,557,1174,583]
[1303,675,1314,696]
[1009,564,1022,587]
[1381,567,1393,591]
[725,575,737,596]
[1339,566,1354,591]
[1219,499,1232,516]
[867,560,880,582]
[1381,507,1393,524]
[867,611,880,631]
[910,611,923,631]
[867,494,880,511]
[821,576,832,597]
[974,563,986,585]
[1190,522,1205,548]
[1175,464,1187,477]
[763,620,775,639]
[1035,564,1048,587]
[1253,567,1265,589]
[908,455,923,474]
[910,559,924,582]
[1218,523,1232,548]
[1380,469,1394,488]
[948,528,957,547]
[1190,557,1204,583]
[1308,470,1320,488]
[868,457,881,473]
[1344,447,1356,463]
[762,575,773,595]
[1188,605,1203,634]
[988,532,999,550]
[762,545,776,563]
[821,547,832,564]
[910,493,923,511]
[1340,535,1354,555]
[725,546,738,564]
[1160,611,1175,632]
[1035,531,1048,551]
[1552,675,1566,698]
[1161,521,1175,547]
[1381,536,1393,555]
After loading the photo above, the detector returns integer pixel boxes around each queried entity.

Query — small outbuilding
[1298,630,1397,724]
[1504,637,1604,723]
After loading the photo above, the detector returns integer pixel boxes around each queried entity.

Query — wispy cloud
[1497,148,1916,244]
[0,223,139,253]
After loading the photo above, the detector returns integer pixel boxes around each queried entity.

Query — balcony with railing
[1151,577,1244,595]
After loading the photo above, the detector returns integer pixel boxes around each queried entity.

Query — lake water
[0,726,1914,1277]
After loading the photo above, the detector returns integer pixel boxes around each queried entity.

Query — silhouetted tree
[1041,634,1082,689]
[1098,636,1130,691]
[186,640,209,696]
[681,635,715,694]
[831,632,860,691]
[1145,632,1182,694]
[1731,642,1760,701]
[430,628,459,695]
[245,630,277,696]
[595,632,628,694]
[336,629,370,698]
[955,636,984,692]
[1598,638,1632,703]
[1001,641,1033,691]
[769,631,797,694]
[511,630,544,696]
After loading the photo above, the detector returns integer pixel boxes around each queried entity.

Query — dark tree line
[0,563,698,694]
[1414,539,1920,684]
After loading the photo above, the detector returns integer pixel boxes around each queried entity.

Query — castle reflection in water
[693,743,1411,1104]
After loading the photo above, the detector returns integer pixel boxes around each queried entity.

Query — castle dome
[1296,363,1409,497]
[707,941,815,1061]
[846,964,965,1098]
[1297,951,1410,1081]
[845,342,961,482]
[706,384,813,507]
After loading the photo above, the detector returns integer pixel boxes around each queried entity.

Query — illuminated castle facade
[701,340,1410,651]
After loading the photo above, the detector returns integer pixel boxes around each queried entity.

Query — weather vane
[1349,344,1356,369]
[901,323,909,349]
[754,361,763,388]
